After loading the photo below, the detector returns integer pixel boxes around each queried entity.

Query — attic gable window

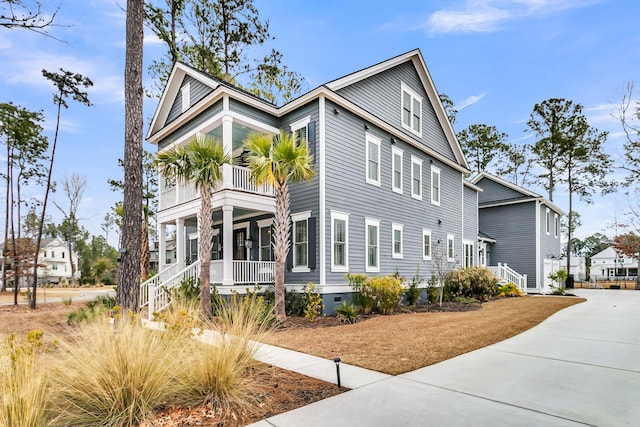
[401,82,422,136]
[180,81,191,113]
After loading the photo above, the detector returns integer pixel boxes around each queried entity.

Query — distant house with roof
[590,246,638,281]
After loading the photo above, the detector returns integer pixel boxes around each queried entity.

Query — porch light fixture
[364,123,369,130]
[437,219,442,225]
[390,137,396,144]
[244,238,253,249]
[333,107,339,115]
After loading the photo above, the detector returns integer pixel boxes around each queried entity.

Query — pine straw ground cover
[265,296,585,375]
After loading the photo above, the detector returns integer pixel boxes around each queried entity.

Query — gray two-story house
[142,49,480,314]
[472,172,564,293]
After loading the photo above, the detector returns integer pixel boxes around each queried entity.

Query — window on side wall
[554,213,559,238]
[392,147,403,193]
[291,211,311,272]
[423,229,432,260]
[365,218,380,273]
[392,223,403,259]
[401,83,422,136]
[331,211,349,271]
[447,234,455,262]
[546,208,551,235]
[289,116,310,148]
[463,241,474,268]
[411,156,422,200]
[431,166,441,206]
[366,133,381,186]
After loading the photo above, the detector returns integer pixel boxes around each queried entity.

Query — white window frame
[431,165,441,206]
[289,116,310,148]
[401,82,423,136]
[365,218,380,273]
[391,146,403,194]
[181,81,191,113]
[392,223,403,259]
[330,211,349,272]
[257,218,273,262]
[546,208,551,236]
[447,233,455,262]
[422,229,432,260]
[554,213,559,239]
[411,155,422,200]
[291,211,311,273]
[365,133,381,186]
[463,240,475,268]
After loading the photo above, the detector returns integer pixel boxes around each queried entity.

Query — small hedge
[445,267,499,302]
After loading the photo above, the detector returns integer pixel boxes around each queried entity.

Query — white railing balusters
[488,263,527,292]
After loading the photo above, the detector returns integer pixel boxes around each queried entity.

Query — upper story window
[392,223,403,259]
[289,116,310,148]
[545,208,551,235]
[365,218,380,273]
[401,82,422,136]
[431,165,441,206]
[554,213,559,239]
[463,241,474,268]
[411,156,422,200]
[292,211,311,272]
[180,81,191,113]
[331,211,349,272]
[392,147,403,193]
[423,229,432,260]
[366,133,381,186]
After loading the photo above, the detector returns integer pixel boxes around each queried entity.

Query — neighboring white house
[590,246,638,280]
[38,238,80,284]
[559,256,587,281]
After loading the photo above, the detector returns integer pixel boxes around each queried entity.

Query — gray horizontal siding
[158,101,223,150]
[539,203,562,284]
[476,177,528,204]
[323,100,464,284]
[166,75,214,125]
[229,99,280,129]
[463,185,478,244]
[336,61,457,163]
[479,202,536,287]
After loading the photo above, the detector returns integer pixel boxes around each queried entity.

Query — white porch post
[159,223,166,269]
[222,205,234,286]
[176,218,185,269]
[222,115,233,154]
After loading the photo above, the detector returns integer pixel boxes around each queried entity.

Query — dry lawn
[265,296,585,375]
[0,286,115,304]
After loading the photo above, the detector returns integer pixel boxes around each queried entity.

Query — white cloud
[427,0,599,34]
[456,92,487,110]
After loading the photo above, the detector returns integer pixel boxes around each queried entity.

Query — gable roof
[471,172,566,215]
[147,49,470,172]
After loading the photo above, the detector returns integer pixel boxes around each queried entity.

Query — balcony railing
[159,165,274,210]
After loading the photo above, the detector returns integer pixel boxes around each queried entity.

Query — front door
[233,229,247,260]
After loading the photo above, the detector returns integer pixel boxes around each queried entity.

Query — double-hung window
[423,229,432,260]
[463,241,474,268]
[546,208,551,235]
[411,156,422,199]
[365,218,380,273]
[431,165,441,206]
[447,234,455,262]
[366,133,381,186]
[392,147,403,193]
[401,83,422,136]
[392,223,403,259]
[331,211,349,271]
[257,219,273,261]
[290,116,310,148]
[291,211,311,272]
[554,213,559,238]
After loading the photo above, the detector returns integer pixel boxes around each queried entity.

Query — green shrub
[335,301,359,324]
[166,276,200,303]
[404,268,422,306]
[66,295,117,324]
[445,267,499,302]
[549,269,568,294]
[498,282,524,297]
[262,285,306,316]
[346,272,373,313]
[302,283,324,323]
[453,296,479,304]
[0,331,50,427]
[362,276,403,314]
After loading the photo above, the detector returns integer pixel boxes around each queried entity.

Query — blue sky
[0,0,638,248]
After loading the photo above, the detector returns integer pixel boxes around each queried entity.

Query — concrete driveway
[254,290,640,426]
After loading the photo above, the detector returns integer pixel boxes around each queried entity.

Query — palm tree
[245,130,314,318]
[156,136,231,318]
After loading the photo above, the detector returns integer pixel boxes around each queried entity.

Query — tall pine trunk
[117,0,144,312]
[140,220,149,281]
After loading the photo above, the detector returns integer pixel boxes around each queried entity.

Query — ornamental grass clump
[185,293,275,407]
[49,316,193,427]
[0,331,50,427]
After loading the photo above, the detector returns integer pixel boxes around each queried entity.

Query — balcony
[159,164,274,210]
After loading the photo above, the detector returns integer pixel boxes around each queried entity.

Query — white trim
[365,132,382,186]
[463,239,475,268]
[256,218,273,228]
[392,223,403,259]
[545,208,551,236]
[289,116,311,132]
[291,211,312,273]
[447,233,455,262]
[330,210,349,272]
[181,81,191,113]
[536,200,541,289]
[365,217,380,273]
[554,213,559,239]
[431,165,441,206]
[422,229,432,260]
[391,146,403,194]
[400,82,423,137]
[411,155,423,200]
[319,97,326,286]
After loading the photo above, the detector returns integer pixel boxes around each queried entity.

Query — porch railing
[488,263,527,291]
[140,263,180,308]
[159,165,274,210]
[210,260,275,284]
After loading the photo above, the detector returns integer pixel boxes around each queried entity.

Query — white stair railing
[140,263,180,308]
[148,260,200,317]
[488,263,527,291]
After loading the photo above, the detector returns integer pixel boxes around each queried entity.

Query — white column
[176,218,185,269]
[158,223,167,269]
[222,115,233,155]
[222,205,234,286]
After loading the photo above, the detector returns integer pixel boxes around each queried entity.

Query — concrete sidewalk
[249,290,640,427]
